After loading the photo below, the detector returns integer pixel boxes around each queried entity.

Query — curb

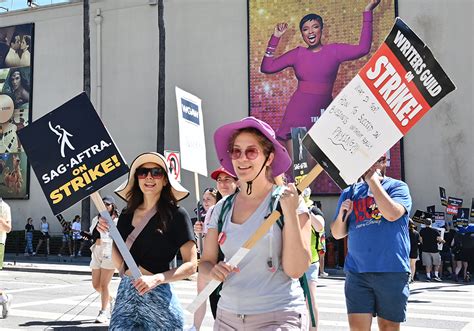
[3,265,92,275]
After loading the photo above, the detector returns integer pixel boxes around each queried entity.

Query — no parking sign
[165,150,181,183]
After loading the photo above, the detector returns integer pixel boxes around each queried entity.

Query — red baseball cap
[210,167,237,181]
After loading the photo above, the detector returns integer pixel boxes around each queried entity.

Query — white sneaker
[95,310,108,323]
[1,294,12,319]
[320,271,329,277]
[186,326,197,331]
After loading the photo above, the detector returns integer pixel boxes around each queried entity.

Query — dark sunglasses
[228,146,260,160]
[104,202,112,207]
[136,167,166,179]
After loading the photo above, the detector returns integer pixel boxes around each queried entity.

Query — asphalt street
[1,269,473,330]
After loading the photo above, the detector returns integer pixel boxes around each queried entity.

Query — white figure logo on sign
[48,121,75,157]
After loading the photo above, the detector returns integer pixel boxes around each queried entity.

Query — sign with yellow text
[17,93,129,214]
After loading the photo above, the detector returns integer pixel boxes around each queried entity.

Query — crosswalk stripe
[9,308,97,321]
[7,284,76,294]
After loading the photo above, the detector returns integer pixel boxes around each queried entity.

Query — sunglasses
[104,202,112,207]
[228,146,260,160]
[136,167,166,179]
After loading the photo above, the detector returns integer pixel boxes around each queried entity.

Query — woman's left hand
[279,183,300,213]
[365,0,381,11]
[133,274,165,296]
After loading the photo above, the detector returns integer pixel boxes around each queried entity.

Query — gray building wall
[0,0,471,233]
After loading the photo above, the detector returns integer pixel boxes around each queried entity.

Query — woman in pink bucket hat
[199,117,312,329]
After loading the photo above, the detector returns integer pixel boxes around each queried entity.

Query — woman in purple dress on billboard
[261,0,381,155]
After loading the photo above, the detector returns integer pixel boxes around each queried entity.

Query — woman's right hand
[96,216,109,234]
[273,23,288,38]
[210,261,239,282]
[194,221,203,234]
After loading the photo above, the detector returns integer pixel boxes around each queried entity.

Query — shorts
[409,249,418,259]
[345,271,410,323]
[0,244,4,270]
[62,234,71,242]
[109,276,183,330]
[440,249,452,262]
[422,252,441,267]
[304,262,320,282]
[214,308,308,330]
[41,232,50,240]
[89,243,116,270]
[459,248,474,263]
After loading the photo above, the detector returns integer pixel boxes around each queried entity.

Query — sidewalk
[3,253,92,275]
[3,253,347,278]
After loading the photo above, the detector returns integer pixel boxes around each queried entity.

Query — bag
[119,208,157,276]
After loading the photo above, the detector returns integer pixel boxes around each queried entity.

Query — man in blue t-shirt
[331,153,412,330]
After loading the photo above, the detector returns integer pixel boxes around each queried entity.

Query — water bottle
[101,231,113,260]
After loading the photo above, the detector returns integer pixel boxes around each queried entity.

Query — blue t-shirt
[334,177,412,273]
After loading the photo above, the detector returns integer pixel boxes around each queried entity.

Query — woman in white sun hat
[98,152,197,330]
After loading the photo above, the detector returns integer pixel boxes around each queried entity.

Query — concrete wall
[399,0,473,216]
[1,0,472,234]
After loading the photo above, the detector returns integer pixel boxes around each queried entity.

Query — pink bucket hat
[213,117,292,177]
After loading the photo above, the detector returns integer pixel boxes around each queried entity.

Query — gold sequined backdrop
[249,0,401,194]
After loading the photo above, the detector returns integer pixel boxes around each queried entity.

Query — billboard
[0,23,34,199]
[249,1,400,194]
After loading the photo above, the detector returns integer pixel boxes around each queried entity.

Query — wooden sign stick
[186,164,323,313]
[90,191,142,280]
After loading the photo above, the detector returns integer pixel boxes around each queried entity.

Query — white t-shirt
[0,200,11,245]
[72,221,82,239]
[207,186,308,314]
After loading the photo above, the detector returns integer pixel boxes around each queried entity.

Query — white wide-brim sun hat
[115,152,189,202]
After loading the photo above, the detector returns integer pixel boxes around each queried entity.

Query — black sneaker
[433,277,442,282]
[426,277,432,282]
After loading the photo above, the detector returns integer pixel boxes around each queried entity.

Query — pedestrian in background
[71,215,85,257]
[24,217,34,256]
[0,198,12,318]
[190,168,238,330]
[419,219,444,282]
[303,188,325,330]
[57,219,73,257]
[89,195,119,323]
[33,216,50,256]
[408,219,421,283]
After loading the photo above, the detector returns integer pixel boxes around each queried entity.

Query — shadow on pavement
[19,320,109,330]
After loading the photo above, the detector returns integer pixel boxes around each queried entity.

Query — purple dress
[261,11,374,140]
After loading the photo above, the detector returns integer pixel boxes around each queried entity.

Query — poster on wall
[0,23,34,199]
[248,0,400,194]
